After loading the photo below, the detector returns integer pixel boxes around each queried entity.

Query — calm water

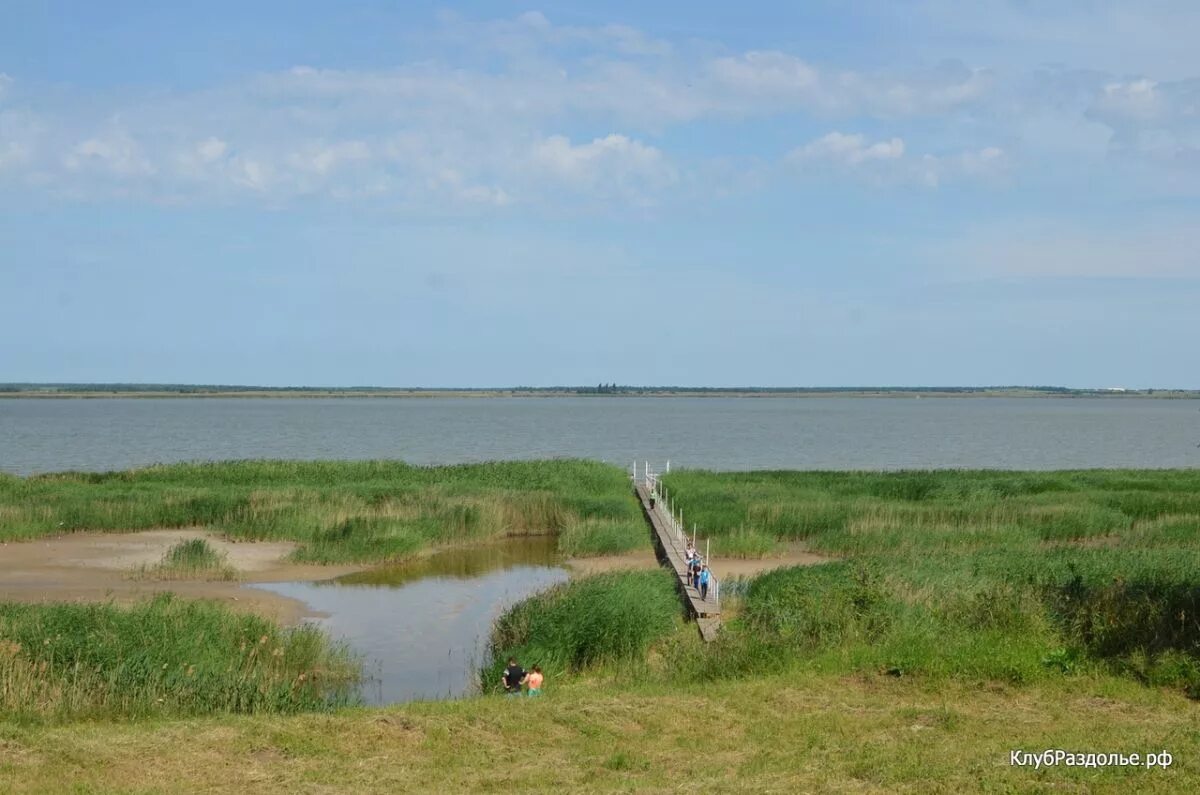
[2,396,1198,474]
[252,537,567,705]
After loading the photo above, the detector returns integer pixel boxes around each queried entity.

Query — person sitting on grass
[526,665,544,696]
[502,657,526,696]
[699,565,711,601]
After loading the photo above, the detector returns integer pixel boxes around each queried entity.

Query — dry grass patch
[1,674,1197,793]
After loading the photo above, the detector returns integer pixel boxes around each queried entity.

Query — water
[2,396,1198,474]
[252,536,568,705]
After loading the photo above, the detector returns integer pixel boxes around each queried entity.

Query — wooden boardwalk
[635,484,721,640]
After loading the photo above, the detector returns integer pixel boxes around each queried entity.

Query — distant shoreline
[2,387,1198,399]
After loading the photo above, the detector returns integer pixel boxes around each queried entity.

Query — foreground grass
[0,459,641,563]
[133,538,238,581]
[0,596,358,721]
[0,672,1195,793]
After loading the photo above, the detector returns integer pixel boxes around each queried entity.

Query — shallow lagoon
[252,537,568,705]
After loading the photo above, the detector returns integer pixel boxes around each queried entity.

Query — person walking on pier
[699,565,711,601]
[691,555,703,590]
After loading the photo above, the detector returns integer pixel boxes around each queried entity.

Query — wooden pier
[635,483,721,641]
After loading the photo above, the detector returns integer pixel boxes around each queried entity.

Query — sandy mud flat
[0,531,831,625]
[0,529,362,624]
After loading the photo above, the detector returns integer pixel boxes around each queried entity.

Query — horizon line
[3,383,1195,393]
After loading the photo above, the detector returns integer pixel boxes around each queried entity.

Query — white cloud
[62,125,155,177]
[1093,79,1165,124]
[789,131,905,166]
[231,158,270,192]
[788,131,1006,188]
[427,168,511,206]
[530,134,676,201]
[708,53,989,117]
[290,140,371,176]
[433,10,673,59]
[0,10,1156,207]
[710,51,820,97]
[1085,76,1200,163]
[918,146,1007,187]
[0,141,25,171]
[196,137,227,162]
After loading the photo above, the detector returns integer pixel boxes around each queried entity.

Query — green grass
[2,673,1198,793]
[484,570,681,690]
[555,517,648,556]
[0,595,359,722]
[657,469,1200,694]
[0,460,642,563]
[134,538,238,581]
[3,464,1200,791]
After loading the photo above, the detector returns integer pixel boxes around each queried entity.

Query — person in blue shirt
[699,565,711,600]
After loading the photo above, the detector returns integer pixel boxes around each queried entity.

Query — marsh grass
[657,469,1200,694]
[556,518,647,556]
[0,594,359,721]
[0,460,641,564]
[134,538,238,581]
[484,570,681,690]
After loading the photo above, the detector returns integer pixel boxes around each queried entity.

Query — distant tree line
[2,383,1196,397]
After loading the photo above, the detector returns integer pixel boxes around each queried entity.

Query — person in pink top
[526,665,544,696]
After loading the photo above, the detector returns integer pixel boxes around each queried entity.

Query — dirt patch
[563,549,661,575]
[713,547,833,577]
[564,544,832,578]
[0,530,364,625]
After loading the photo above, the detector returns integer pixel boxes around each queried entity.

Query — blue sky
[2,1,1198,388]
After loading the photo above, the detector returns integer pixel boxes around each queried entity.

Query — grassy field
[0,595,358,722]
[0,672,1195,793]
[0,460,643,562]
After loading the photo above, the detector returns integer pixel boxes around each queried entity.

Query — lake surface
[2,396,1198,475]
[253,537,568,705]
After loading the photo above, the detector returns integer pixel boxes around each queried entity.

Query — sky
[1,0,1198,388]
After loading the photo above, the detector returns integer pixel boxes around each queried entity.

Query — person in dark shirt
[502,657,526,696]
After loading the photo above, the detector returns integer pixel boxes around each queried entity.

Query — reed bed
[659,469,1200,694]
[484,570,680,689]
[0,460,642,563]
[0,594,359,722]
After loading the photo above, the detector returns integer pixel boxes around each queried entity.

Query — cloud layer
[0,9,1195,212]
